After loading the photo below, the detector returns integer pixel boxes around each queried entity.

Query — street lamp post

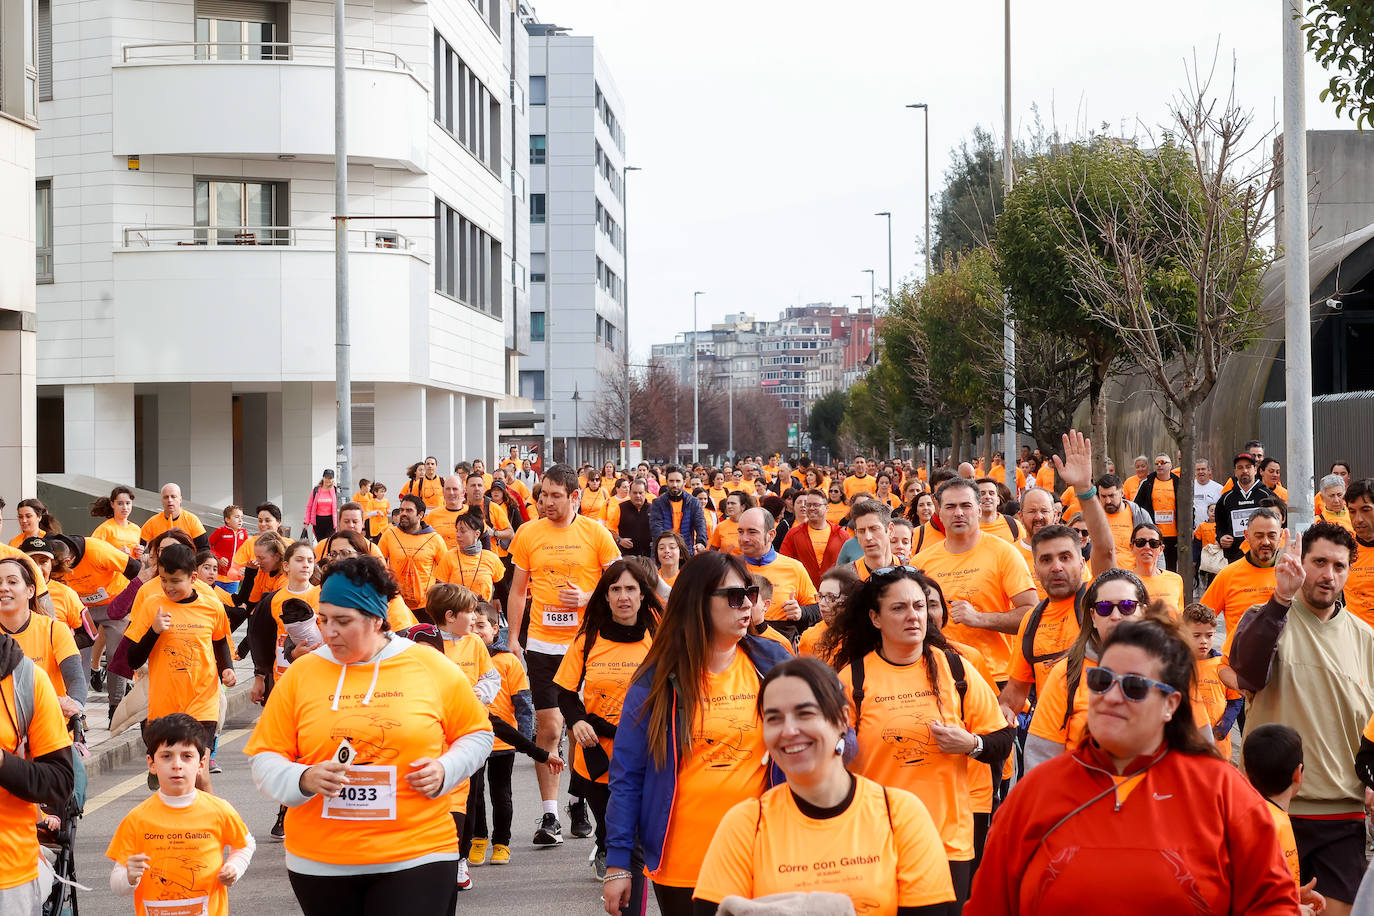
[692,290,705,464]
[874,211,894,459]
[1001,0,1016,493]
[863,269,875,313]
[621,165,640,470]
[540,24,569,470]
[906,103,931,280]
[572,385,582,468]
[333,0,350,493]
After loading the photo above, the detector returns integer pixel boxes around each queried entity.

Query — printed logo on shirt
[328,713,402,763]
[880,715,938,765]
[698,713,758,768]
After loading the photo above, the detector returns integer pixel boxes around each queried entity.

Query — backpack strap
[1004,513,1018,540]
[851,652,866,723]
[915,526,925,553]
[941,646,967,719]
[576,627,599,693]
[12,656,35,758]
[1020,583,1090,675]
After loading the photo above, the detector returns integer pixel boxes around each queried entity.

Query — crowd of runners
[0,431,1370,915]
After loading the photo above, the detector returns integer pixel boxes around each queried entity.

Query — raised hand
[1052,430,1094,493]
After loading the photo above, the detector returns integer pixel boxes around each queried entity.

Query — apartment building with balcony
[32,0,530,512]
[1,0,41,506]
[518,26,627,467]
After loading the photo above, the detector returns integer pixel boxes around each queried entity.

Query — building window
[519,370,545,400]
[435,195,502,317]
[35,180,52,283]
[530,134,546,165]
[530,193,545,224]
[194,0,284,60]
[530,311,545,341]
[194,178,284,244]
[433,29,501,172]
[37,0,51,101]
[530,75,546,105]
[530,252,546,283]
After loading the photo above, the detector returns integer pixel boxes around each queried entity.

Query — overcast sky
[534,0,1350,363]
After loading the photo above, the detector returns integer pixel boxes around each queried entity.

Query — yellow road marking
[84,728,250,815]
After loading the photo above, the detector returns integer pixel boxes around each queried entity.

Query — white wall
[0,113,39,507]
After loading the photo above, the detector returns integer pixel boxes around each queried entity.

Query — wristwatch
[968,734,984,759]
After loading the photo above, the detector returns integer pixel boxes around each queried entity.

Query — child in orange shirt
[367,482,391,541]
[1182,604,1242,760]
[107,713,254,916]
[1243,723,1324,915]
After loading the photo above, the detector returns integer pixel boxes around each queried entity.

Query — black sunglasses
[711,586,760,609]
[1132,538,1163,549]
[1092,599,1141,617]
[1085,665,1177,701]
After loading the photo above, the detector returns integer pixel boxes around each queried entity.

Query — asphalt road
[70,715,652,915]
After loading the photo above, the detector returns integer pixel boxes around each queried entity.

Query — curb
[83,678,261,777]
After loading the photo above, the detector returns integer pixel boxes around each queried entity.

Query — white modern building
[1,0,41,507]
[32,0,530,512]
[519,25,627,467]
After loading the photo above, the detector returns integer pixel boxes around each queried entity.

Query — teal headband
[319,573,389,619]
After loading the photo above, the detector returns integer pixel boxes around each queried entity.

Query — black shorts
[525,649,565,711]
[1292,814,1366,904]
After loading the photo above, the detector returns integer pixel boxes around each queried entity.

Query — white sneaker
[456,857,472,891]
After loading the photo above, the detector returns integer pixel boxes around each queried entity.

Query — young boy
[747,575,796,655]
[1181,604,1243,761]
[1243,724,1324,914]
[207,507,246,595]
[367,482,391,542]
[107,713,254,916]
[117,544,236,791]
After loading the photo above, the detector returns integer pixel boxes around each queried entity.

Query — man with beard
[1096,474,1153,572]
[1215,451,1274,563]
[612,480,653,557]
[648,464,708,555]
[1202,507,1283,648]
[1341,478,1374,627]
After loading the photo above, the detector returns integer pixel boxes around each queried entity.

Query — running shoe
[89,667,106,692]
[489,844,511,865]
[469,837,489,866]
[270,810,286,841]
[208,758,222,775]
[568,798,593,838]
[532,813,563,846]
[456,858,472,891]
[592,848,607,880]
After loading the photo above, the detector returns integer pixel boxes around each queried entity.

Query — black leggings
[288,860,458,916]
[651,883,694,916]
[466,752,515,847]
[313,516,336,541]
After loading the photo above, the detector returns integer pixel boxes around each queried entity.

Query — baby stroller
[40,717,89,916]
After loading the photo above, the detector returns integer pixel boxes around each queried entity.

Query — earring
[834,737,846,755]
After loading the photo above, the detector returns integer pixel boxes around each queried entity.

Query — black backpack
[850,646,968,723]
[1019,583,1089,689]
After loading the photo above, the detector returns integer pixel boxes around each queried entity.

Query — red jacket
[779,521,849,587]
[966,739,1297,916]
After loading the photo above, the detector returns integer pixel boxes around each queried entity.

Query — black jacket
[1214,481,1275,562]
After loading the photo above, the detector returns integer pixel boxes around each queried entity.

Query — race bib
[1155,511,1174,524]
[274,636,289,674]
[542,606,579,628]
[79,588,109,606]
[321,765,397,821]
[1231,507,1260,533]
[144,898,208,916]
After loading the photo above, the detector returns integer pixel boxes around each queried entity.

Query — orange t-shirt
[1195,521,1217,545]
[267,584,320,678]
[844,474,878,502]
[808,526,830,567]
[367,497,391,537]
[1140,570,1186,618]
[441,633,494,688]
[378,527,448,610]
[1036,464,1056,490]
[105,790,250,916]
[488,650,529,753]
[426,507,466,551]
[654,649,766,887]
[243,644,491,866]
[140,510,207,545]
[826,501,850,527]
[579,487,611,523]
[1344,539,1374,629]
[913,523,945,555]
[1148,480,1179,537]
[979,516,1024,544]
[1104,506,1138,571]
[4,612,79,700]
[840,649,1005,861]
[1202,557,1277,649]
[1193,653,1241,761]
[1028,656,1095,752]
[1007,594,1081,694]
[0,665,71,890]
[433,549,505,603]
[797,620,828,659]
[401,475,444,509]
[1122,474,1147,501]
[56,537,129,607]
[694,778,955,913]
[46,580,87,635]
[917,534,1035,680]
[1265,800,1301,892]
[125,587,232,722]
[553,629,652,784]
[91,519,141,555]
[509,516,620,652]
[745,555,818,622]
[709,518,742,555]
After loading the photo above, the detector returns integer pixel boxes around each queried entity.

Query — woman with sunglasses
[694,656,954,914]
[966,615,1298,915]
[602,552,792,916]
[1025,569,1151,771]
[825,484,849,527]
[1129,522,1185,618]
[822,566,1013,912]
[554,559,660,893]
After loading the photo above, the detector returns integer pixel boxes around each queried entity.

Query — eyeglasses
[711,585,760,608]
[1085,665,1177,701]
[1131,538,1163,549]
[870,565,921,578]
[1092,599,1141,617]
[818,592,841,603]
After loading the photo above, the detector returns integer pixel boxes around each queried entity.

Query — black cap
[1233,452,1257,467]
[322,468,336,478]
[19,536,52,558]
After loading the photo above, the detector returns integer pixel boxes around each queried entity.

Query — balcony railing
[120,42,413,74]
[120,225,418,251]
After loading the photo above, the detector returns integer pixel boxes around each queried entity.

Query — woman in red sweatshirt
[966,614,1298,916]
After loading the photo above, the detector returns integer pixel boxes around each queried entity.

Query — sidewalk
[80,652,261,776]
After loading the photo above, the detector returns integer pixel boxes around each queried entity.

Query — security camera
[1328,296,1344,311]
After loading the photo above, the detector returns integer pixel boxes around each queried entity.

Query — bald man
[739,506,818,643]
[139,483,209,549]
[958,462,977,480]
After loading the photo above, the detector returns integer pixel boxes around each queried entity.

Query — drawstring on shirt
[328,636,392,711]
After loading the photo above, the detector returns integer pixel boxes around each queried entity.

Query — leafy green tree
[932,127,1006,264]
[808,389,848,462]
[1304,2,1374,129]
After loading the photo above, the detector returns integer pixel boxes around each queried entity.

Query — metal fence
[1259,391,1374,478]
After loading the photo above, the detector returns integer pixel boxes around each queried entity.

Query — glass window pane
[530,75,546,105]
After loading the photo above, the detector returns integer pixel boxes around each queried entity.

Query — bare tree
[1054,63,1278,587]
